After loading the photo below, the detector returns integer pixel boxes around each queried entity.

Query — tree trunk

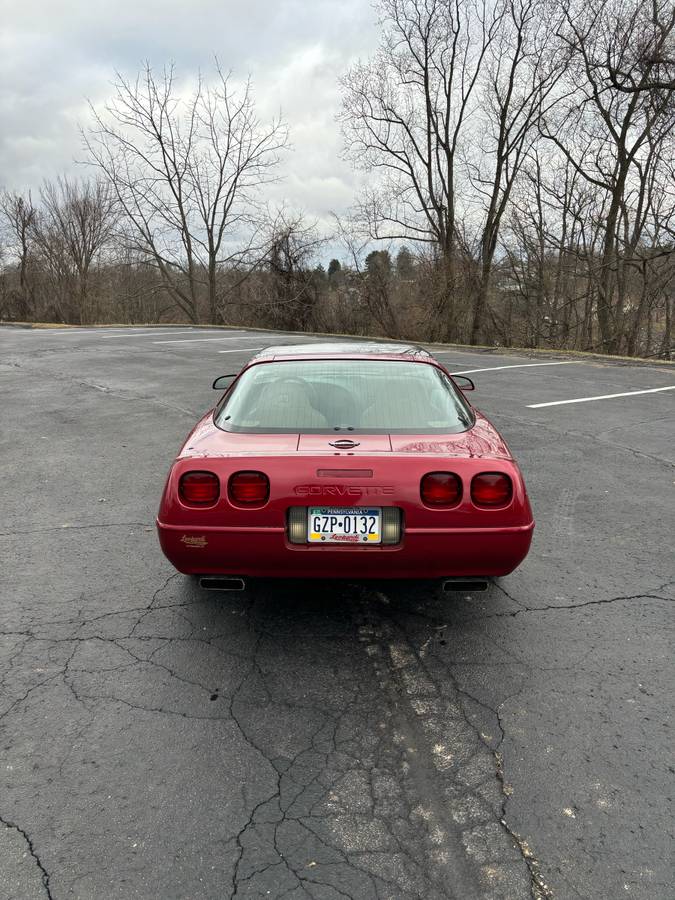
[441,249,456,341]
[470,260,491,345]
[208,257,219,325]
[661,295,672,358]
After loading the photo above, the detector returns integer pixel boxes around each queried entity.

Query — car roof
[250,341,435,362]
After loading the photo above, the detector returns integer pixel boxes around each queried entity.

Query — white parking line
[153,333,250,344]
[450,361,580,375]
[9,327,152,335]
[100,329,218,339]
[217,347,263,354]
[528,385,675,408]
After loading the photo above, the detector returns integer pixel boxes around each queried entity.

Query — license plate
[307,507,381,544]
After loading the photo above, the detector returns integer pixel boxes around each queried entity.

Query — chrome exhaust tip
[199,576,246,591]
[442,578,489,593]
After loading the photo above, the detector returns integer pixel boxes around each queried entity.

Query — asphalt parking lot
[1,324,673,900]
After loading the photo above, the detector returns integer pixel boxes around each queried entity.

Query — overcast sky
[0,0,380,242]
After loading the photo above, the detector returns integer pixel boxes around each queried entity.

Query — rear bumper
[156,519,534,578]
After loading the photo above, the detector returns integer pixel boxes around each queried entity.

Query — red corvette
[157,343,534,590]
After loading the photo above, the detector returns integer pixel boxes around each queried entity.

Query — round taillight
[471,472,512,507]
[179,471,220,505]
[228,471,270,505]
[421,472,462,507]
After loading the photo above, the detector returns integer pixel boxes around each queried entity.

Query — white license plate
[307,507,381,544]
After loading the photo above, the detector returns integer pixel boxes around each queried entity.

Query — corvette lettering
[294,485,395,496]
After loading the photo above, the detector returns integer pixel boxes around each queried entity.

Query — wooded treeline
[1,0,673,357]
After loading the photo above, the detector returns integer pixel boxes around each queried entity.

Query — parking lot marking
[528,385,675,408]
[100,329,220,339]
[217,347,263,354]
[153,333,251,344]
[450,361,579,375]
[8,327,154,335]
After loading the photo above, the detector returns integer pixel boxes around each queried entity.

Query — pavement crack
[0,815,54,900]
[5,359,198,417]
[422,648,552,898]
[129,571,182,637]
[0,673,63,722]
[495,409,675,469]
[489,585,673,619]
[445,667,553,899]
[492,580,529,611]
[493,753,554,900]
[368,594,553,900]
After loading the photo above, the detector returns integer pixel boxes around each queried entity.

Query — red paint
[157,346,534,579]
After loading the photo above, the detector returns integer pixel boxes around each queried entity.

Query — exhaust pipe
[442,578,489,593]
[199,576,246,591]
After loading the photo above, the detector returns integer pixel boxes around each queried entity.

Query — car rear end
[156,441,534,580]
[156,350,534,582]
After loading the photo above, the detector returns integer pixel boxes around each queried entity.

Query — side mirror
[452,375,475,391]
[212,375,236,390]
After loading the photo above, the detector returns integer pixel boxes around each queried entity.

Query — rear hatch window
[215,359,473,434]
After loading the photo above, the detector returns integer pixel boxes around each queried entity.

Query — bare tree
[464,0,562,342]
[500,146,597,351]
[2,17,674,356]
[605,0,675,94]
[84,62,288,324]
[340,0,559,342]
[31,177,117,323]
[340,0,501,337]
[258,210,326,330]
[541,0,675,353]
[333,215,403,336]
[0,190,36,319]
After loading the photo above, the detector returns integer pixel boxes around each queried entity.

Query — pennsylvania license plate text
[307,508,381,544]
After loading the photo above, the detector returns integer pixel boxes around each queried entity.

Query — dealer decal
[180,535,208,548]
